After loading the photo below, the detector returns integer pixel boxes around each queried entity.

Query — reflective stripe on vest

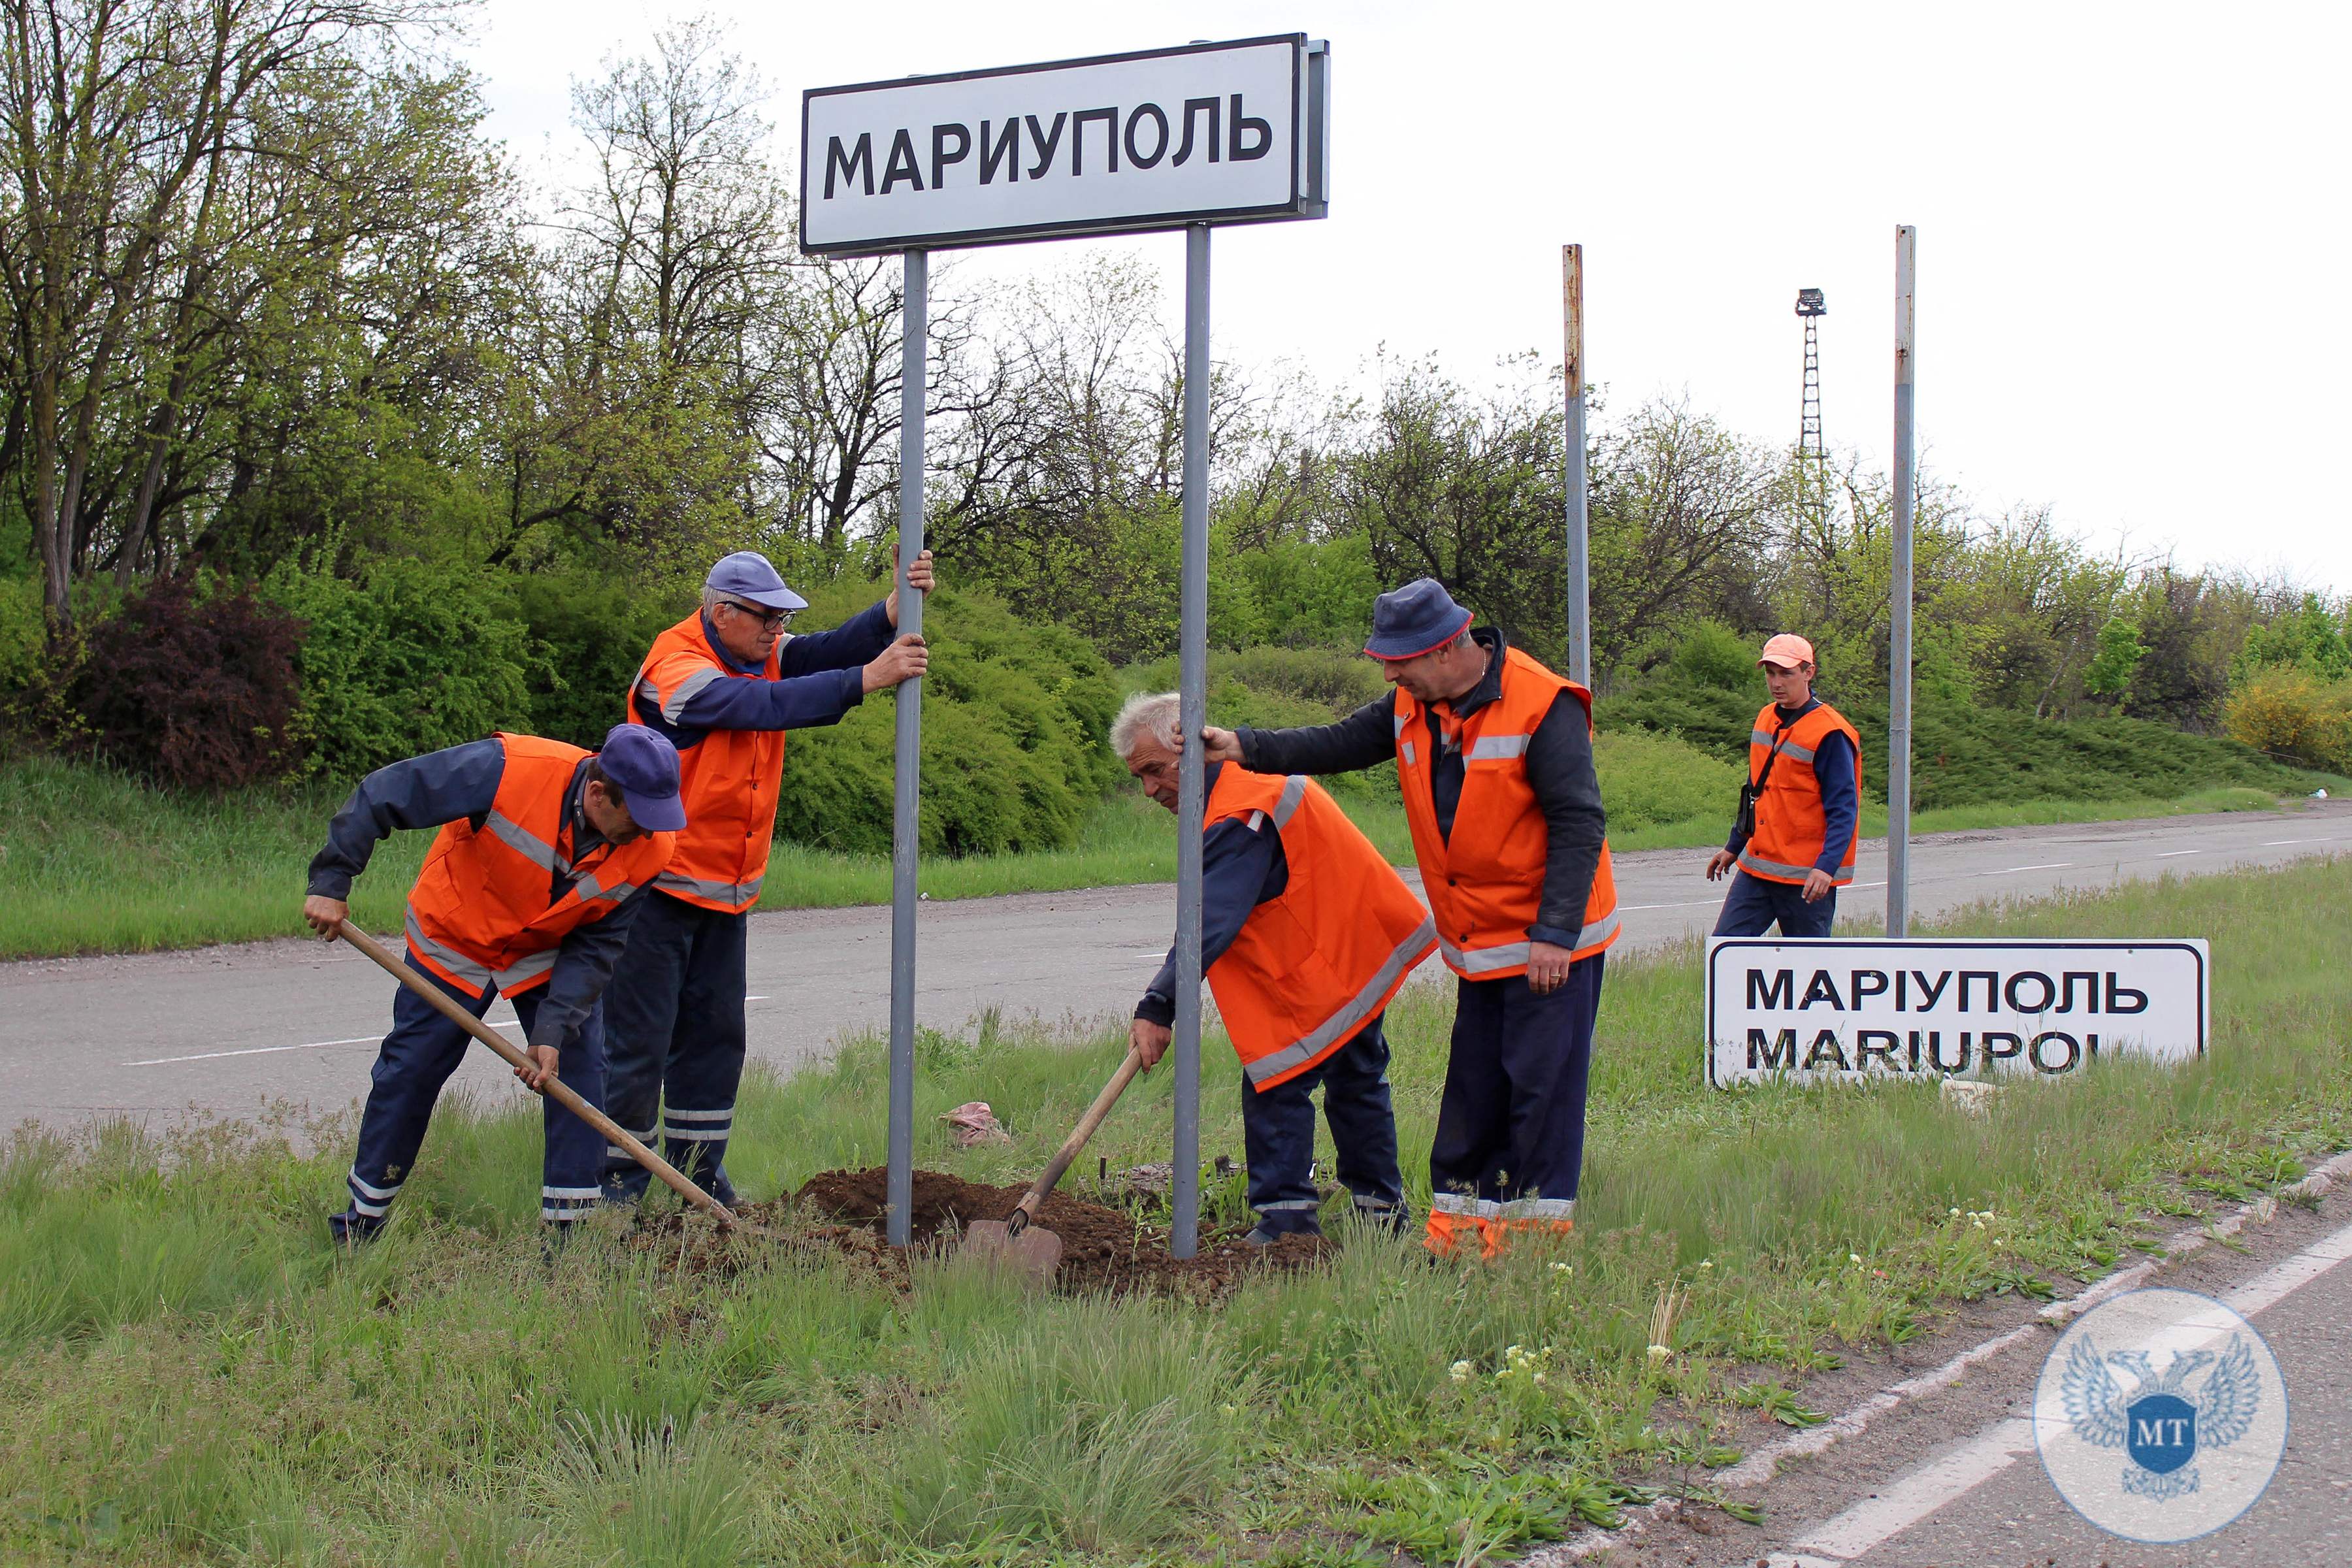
[1735,848,1857,885]
[632,612,788,914]
[1243,915,1437,1086]
[404,734,676,999]
[654,869,766,906]
[1742,700,1863,888]
[1392,649,1621,979]
[1201,767,1438,1092]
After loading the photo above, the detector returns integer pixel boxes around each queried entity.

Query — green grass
[3,862,2347,1563]
[0,742,2313,962]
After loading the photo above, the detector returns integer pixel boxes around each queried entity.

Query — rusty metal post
[1562,244,1590,689]
[1888,226,1917,938]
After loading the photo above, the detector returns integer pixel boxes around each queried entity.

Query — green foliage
[1592,729,1741,830]
[1601,676,2322,809]
[1665,620,1758,694]
[512,569,693,749]
[2235,593,2351,681]
[265,557,542,777]
[2225,666,2352,773]
[5,866,2347,1563]
[777,583,1122,857]
[2084,616,2146,698]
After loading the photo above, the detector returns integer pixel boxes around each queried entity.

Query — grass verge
[0,745,2312,961]
[3,861,2346,1563]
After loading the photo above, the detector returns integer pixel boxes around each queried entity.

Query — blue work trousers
[598,892,748,1206]
[1240,1013,1408,1239]
[1428,954,1606,1216]
[340,960,607,1233]
[1712,869,1837,938]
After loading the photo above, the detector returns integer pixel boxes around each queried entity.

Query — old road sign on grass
[800,35,1330,255]
[1705,938,2210,1088]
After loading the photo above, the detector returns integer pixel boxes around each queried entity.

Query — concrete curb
[1526,1147,2352,1563]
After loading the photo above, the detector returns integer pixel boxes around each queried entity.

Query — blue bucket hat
[597,723,687,832]
[1363,578,1473,660]
[706,550,809,613]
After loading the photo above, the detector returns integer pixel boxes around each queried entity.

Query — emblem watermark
[2034,1287,2287,1543]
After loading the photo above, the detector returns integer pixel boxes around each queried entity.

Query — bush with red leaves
[69,576,308,791]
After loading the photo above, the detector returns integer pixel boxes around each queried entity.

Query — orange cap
[1757,634,1816,670]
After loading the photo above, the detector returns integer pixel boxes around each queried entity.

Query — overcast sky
[463,1,2352,593]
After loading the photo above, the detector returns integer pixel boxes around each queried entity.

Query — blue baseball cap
[705,550,808,613]
[596,724,686,832]
[1363,578,1473,660]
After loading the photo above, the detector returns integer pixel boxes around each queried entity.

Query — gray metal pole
[1561,244,1590,689]
[886,248,927,1247]
[1887,226,1916,939]
[1171,223,1211,1260]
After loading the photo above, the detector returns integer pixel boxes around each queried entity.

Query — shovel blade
[957,1218,1062,1285]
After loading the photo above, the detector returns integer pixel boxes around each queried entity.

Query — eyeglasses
[721,598,795,632]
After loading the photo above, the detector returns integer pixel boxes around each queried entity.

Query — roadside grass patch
[3,747,2314,960]
[0,862,2345,1563]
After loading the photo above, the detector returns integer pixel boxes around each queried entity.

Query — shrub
[67,577,306,790]
[1593,728,1741,830]
[776,581,1123,857]
[266,557,541,777]
[513,569,694,749]
[2225,666,2352,773]
[1665,620,1759,694]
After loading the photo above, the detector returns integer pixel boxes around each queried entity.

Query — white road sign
[1705,938,2210,1088]
[800,35,1329,255]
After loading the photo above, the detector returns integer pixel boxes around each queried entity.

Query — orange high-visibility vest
[1202,766,1437,1090]
[1393,647,1620,980]
[404,734,676,998]
[629,613,785,913]
[1737,700,1863,887]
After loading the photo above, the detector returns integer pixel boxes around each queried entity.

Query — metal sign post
[1170,223,1211,1259]
[1561,244,1590,689]
[804,36,1329,1250]
[1887,225,1917,938]
[886,246,928,1247]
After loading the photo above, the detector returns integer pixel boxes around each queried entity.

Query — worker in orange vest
[1705,633,1861,938]
[1201,579,1616,1258]
[1115,691,1437,1243]
[600,549,932,1207]
[300,725,684,1243]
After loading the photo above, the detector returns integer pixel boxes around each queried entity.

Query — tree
[0,0,463,632]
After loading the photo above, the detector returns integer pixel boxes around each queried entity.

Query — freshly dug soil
[792,1167,1331,1298]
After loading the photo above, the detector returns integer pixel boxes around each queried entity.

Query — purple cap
[1364,578,1473,660]
[596,723,686,832]
[705,550,808,613]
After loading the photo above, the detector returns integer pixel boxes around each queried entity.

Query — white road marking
[119,995,774,1068]
[1620,898,1722,911]
[2262,838,2310,846]
[2155,849,2200,858]
[1777,1214,2352,1561]
[1993,862,2072,874]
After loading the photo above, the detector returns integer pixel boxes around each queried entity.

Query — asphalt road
[3,800,2344,1134]
[1721,1183,2352,1568]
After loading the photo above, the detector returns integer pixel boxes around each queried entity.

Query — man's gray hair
[1110,691,1183,760]
[700,585,728,615]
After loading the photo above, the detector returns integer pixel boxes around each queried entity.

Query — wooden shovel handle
[1010,1045,1147,1233]
[336,920,739,1228]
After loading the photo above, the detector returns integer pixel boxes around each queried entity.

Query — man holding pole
[1114,691,1435,1244]
[1703,634,1861,938]
[300,725,685,1243]
[599,548,932,1207]
[1198,578,1617,1258]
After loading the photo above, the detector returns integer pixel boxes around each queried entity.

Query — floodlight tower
[1795,287,1829,524]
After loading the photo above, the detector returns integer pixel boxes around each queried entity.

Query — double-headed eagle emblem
[2061,1333,2262,1501]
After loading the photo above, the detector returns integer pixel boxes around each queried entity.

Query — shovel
[958,1044,1148,1283]
[336,919,740,1229]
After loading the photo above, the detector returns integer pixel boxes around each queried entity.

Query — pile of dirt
[644,1166,1330,1298]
